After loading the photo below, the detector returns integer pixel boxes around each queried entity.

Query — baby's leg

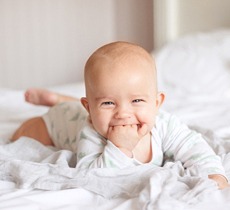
[11,117,54,146]
[25,88,79,107]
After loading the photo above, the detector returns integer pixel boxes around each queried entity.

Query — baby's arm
[162,114,228,189]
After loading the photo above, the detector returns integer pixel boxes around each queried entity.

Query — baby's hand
[208,174,229,189]
[107,124,148,157]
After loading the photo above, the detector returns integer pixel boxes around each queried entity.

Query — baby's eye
[101,101,114,106]
[132,99,144,103]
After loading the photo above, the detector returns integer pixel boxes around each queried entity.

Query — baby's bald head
[84,41,158,97]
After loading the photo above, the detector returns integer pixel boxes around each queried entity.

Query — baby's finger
[138,124,148,137]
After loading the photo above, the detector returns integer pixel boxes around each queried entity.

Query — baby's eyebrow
[95,96,114,102]
[95,94,150,101]
[131,94,149,98]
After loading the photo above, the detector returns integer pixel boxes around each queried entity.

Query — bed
[1,29,230,210]
[1,1,230,210]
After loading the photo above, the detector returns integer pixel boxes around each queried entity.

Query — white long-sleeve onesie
[43,101,226,178]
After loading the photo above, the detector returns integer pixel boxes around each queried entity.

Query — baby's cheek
[90,116,107,137]
[140,115,155,131]
[98,125,109,139]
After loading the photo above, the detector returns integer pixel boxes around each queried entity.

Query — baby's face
[81,56,164,139]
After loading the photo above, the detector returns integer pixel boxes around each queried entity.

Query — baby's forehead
[84,42,156,84]
[87,56,155,81]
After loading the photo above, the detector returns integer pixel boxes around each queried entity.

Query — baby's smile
[109,121,141,127]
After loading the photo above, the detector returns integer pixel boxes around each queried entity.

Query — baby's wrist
[118,147,133,158]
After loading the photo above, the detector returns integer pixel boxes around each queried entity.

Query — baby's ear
[81,97,90,113]
[156,92,165,108]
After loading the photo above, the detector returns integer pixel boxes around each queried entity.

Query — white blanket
[1,133,230,210]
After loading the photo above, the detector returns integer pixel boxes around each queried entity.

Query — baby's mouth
[110,123,140,127]
[109,119,141,127]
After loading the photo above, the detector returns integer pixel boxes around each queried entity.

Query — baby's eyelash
[101,101,114,105]
[132,99,144,103]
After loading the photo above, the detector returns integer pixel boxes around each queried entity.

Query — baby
[12,41,228,189]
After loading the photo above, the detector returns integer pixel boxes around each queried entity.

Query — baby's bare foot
[25,88,59,106]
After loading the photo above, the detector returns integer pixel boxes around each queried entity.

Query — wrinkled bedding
[1,134,230,210]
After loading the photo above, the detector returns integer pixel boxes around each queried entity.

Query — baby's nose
[114,106,132,119]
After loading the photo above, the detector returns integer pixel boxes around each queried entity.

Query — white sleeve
[76,124,136,169]
[158,113,226,178]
